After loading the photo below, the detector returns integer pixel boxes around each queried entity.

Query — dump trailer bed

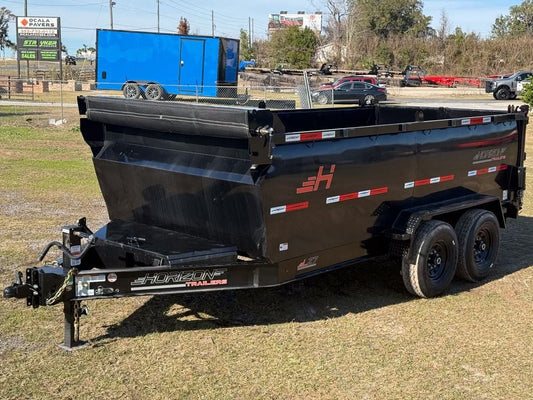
[4,96,529,349]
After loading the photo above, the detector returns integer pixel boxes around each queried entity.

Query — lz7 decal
[297,165,336,194]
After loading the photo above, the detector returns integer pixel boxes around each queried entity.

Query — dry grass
[0,101,532,400]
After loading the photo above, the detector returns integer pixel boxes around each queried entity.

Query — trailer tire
[123,83,141,99]
[455,209,499,282]
[495,86,510,100]
[402,220,458,298]
[145,84,165,101]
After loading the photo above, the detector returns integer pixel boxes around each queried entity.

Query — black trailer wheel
[123,83,141,99]
[495,87,510,100]
[402,220,458,298]
[145,84,165,100]
[455,209,500,282]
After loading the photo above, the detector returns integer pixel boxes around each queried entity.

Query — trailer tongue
[4,96,529,349]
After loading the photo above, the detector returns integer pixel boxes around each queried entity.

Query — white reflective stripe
[270,206,287,215]
[468,170,477,176]
[285,134,301,142]
[326,196,340,204]
[430,177,440,184]
[404,181,415,189]
[358,190,370,197]
[322,130,336,139]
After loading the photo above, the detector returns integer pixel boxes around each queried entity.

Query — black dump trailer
[4,97,529,349]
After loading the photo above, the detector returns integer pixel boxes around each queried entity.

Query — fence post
[8,76,11,100]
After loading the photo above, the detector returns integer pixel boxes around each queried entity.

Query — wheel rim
[473,229,491,264]
[427,242,447,280]
[124,84,139,98]
[364,95,374,104]
[318,94,327,104]
[497,89,509,100]
[146,84,162,100]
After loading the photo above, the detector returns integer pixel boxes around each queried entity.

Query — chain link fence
[0,78,361,110]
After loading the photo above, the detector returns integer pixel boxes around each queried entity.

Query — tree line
[240,0,533,77]
[2,2,532,81]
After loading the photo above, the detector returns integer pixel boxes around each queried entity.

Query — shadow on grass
[92,215,533,344]
[93,259,407,344]
[0,110,48,118]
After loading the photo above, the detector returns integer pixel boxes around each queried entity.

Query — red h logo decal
[297,165,336,194]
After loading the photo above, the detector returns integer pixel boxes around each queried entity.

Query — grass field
[0,102,532,400]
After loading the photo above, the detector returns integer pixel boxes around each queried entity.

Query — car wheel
[402,220,458,298]
[317,94,329,105]
[123,83,141,99]
[145,83,165,100]
[495,87,510,100]
[455,209,500,282]
[361,94,375,105]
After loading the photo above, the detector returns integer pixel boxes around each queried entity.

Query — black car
[312,81,387,105]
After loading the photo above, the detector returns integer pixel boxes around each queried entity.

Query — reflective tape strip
[285,130,336,143]
[326,187,388,204]
[270,201,309,215]
[461,116,492,126]
[404,175,454,189]
[467,164,507,176]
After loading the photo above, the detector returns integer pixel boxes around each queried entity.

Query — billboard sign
[268,13,322,33]
[16,17,61,62]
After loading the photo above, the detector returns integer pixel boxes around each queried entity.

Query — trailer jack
[3,219,94,350]
[4,271,90,350]
[60,300,90,351]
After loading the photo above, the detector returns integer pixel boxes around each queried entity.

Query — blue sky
[2,0,522,55]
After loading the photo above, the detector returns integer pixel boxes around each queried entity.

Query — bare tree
[314,0,348,65]
[437,10,450,41]
[178,17,190,35]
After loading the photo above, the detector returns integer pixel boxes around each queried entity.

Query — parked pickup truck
[4,97,529,349]
[485,70,533,100]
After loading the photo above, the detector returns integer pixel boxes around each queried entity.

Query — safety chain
[46,268,76,306]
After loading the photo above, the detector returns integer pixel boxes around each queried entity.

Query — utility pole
[109,0,115,30]
[248,17,252,48]
[211,10,215,37]
[157,0,160,33]
[24,0,28,80]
